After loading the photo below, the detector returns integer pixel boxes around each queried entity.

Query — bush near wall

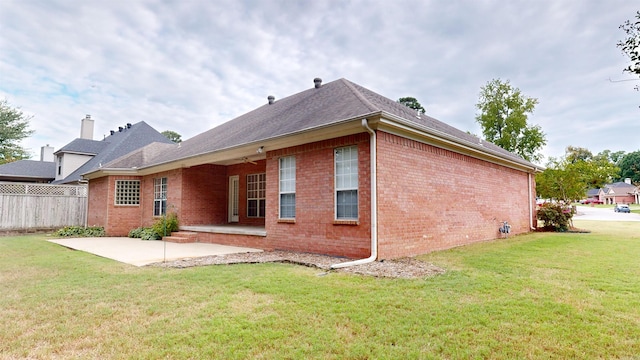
[54,226,105,237]
[537,203,576,232]
[129,213,179,241]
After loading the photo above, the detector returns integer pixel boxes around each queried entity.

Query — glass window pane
[337,190,358,219]
[280,193,295,218]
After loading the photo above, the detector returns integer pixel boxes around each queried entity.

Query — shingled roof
[53,121,173,184]
[0,160,56,182]
[94,78,538,175]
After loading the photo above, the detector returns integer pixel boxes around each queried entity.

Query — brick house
[598,179,639,204]
[83,78,541,261]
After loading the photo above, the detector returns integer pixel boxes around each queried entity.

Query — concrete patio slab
[48,237,263,266]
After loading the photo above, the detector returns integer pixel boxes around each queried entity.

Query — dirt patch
[148,250,446,279]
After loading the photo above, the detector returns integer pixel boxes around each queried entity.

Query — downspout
[528,171,536,230]
[331,119,378,269]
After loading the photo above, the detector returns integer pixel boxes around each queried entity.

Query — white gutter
[331,119,378,269]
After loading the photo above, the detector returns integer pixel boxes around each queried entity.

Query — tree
[536,147,620,202]
[596,149,626,164]
[398,97,426,114]
[0,99,34,164]
[161,130,182,143]
[475,79,546,163]
[617,11,640,76]
[565,146,593,163]
[618,150,640,183]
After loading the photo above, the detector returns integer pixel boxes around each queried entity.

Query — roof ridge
[340,78,378,112]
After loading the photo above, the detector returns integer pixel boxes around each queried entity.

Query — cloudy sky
[1,0,638,165]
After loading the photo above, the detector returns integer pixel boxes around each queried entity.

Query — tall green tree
[475,79,546,163]
[618,150,640,183]
[397,97,426,114]
[596,149,626,164]
[536,146,620,202]
[161,130,182,143]
[0,99,34,164]
[617,11,640,76]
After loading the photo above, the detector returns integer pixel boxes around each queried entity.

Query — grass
[1,221,640,359]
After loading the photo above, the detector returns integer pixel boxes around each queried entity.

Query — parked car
[614,204,631,213]
[582,198,603,204]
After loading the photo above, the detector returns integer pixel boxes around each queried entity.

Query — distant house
[0,159,55,183]
[0,115,172,185]
[598,179,638,204]
[83,78,542,260]
[585,188,600,201]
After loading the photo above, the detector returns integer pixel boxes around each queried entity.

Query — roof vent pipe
[126,123,132,128]
[268,95,275,105]
[118,126,123,132]
[314,78,322,88]
[110,130,115,135]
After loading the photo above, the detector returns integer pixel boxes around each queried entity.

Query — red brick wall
[180,165,227,225]
[266,134,371,258]
[94,175,144,236]
[196,232,269,249]
[376,132,534,259]
[87,177,108,228]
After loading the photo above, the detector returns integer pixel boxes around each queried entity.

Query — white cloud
[0,0,637,165]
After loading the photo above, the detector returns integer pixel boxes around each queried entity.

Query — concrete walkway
[48,237,263,266]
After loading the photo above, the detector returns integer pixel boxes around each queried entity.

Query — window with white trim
[115,180,140,205]
[153,177,167,216]
[247,173,266,218]
[335,146,358,219]
[279,156,296,218]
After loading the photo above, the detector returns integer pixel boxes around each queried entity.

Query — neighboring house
[52,116,174,184]
[598,179,638,204]
[0,115,173,185]
[83,77,542,260]
[585,188,600,201]
[0,144,56,183]
[0,159,55,183]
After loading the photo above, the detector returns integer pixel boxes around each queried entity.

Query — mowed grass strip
[1,221,639,359]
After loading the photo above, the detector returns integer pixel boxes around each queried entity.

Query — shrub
[127,213,178,241]
[537,202,575,232]
[152,212,179,237]
[128,226,161,240]
[128,227,145,238]
[54,226,105,237]
[140,228,161,240]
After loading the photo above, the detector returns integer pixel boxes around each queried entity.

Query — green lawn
[1,221,639,359]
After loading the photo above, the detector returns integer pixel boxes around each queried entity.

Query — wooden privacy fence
[0,182,88,231]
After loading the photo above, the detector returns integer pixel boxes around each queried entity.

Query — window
[153,177,167,216]
[335,146,358,219]
[57,156,62,176]
[279,156,296,218]
[247,173,266,217]
[115,180,140,205]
